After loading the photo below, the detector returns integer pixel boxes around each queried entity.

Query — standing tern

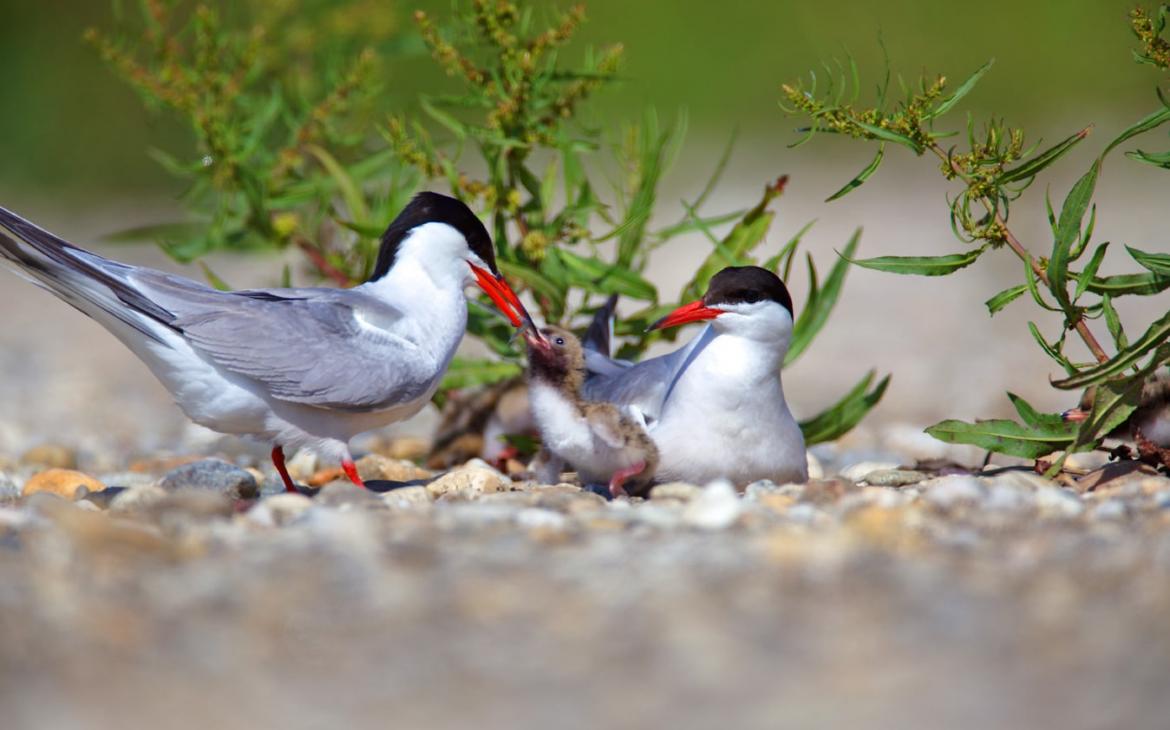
[582,266,808,487]
[523,325,658,497]
[0,192,532,492]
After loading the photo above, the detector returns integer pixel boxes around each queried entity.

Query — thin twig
[294,235,354,287]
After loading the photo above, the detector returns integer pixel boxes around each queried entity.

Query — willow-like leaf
[825,145,884,202]
[924,418,1080,459]
[1127,245,1170,276]
[787,229,860,365]
[926,59,994,120]
[985,284,1027,316]
[1074,242,1109,300]
[1048,161,1100,307]
[799,371,889,445]
[848,246,985,276]
[997,129,1089,184]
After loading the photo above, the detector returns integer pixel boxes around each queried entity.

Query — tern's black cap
[703,266,794,316]
[370,192,497,281]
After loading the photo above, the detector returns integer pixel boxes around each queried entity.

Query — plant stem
[926,140,1110,365]
[294,235,354,287]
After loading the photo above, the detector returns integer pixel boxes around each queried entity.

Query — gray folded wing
[136,272,433,412]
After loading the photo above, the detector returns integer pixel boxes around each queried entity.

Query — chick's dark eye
[555,337,565,346]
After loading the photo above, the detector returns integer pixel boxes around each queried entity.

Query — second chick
[523,325,658,497]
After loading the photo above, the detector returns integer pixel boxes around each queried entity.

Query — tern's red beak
[649,299,722,331]
[470,263,533,329]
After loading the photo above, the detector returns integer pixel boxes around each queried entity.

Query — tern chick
[523,326,658,498]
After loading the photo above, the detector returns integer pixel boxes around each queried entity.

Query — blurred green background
[0,0,1156,201]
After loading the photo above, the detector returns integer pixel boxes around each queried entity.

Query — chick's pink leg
[608,461,647,499]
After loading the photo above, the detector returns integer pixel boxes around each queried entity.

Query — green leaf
[1007,392,1076,432]
[1101,295,1128,350]
[1052,320,1170,389]
[1048,161,1100,307]
[927,59,994,120]
[798,371,889,445]
[1103,104,1170,156]
[1074,242,1109,300]
[763,219,815,281]
[924,418,1078,459]
[101,221,210,244]
[1127,245,1170,276]
[498,260,565,316]
[1027,321,1076,376]
[985,284,1027,316]
[848,246,985,276]
[825,144,884,201]
[419,95,467,140]
[438,357,522,393]
[1127,148,1170,168]
[787,228,860,365]
[1084,271,1170,297]
[681,178,785,300]
[555,249,658,301]
[197,262,233,291]
[997,129,1089,184]
[854,120,924,154]
[305,145,369,224]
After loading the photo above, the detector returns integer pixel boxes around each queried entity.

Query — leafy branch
[781,7,1170,466]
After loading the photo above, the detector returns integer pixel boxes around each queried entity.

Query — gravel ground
[3,174,1169,729]
[2,442,1170,730]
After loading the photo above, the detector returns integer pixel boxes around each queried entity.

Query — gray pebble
[158,459,259,499]
[862,469,929,487]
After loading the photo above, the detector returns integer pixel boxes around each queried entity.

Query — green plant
[91,0,884,444]
[780,6,1170,468]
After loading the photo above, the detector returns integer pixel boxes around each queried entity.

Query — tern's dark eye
[555,337,566,346]
[740,290,760,304]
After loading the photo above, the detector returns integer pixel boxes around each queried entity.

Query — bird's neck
[358,255,469,346]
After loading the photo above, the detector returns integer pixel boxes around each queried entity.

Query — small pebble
[839,461,901,483]
[381,486,432,510]
[649,482,703,502]
[427,466,507,499]
[861,469,928,487]
[21,468,105,500]
[158,459,258,499]
[1090,499,1128,521]
[247,493,314,527]
[1034,485,1085,518]
[682,480,742,530]
[923,476,987,508]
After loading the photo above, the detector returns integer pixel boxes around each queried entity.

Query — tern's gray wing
[581,328,711,420]
[134,272,432,412]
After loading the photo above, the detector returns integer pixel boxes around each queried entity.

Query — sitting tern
[0,192,532,492]
[523,325,658,498]
[582,266,808,487]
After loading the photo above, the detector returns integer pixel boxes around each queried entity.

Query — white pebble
[1034,485,1084,518]
[1090,499,1128,521]
[516,508,568,531]
[924,476,987,507]
[682,480,742,530]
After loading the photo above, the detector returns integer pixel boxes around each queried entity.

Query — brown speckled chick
[523,325,658,497]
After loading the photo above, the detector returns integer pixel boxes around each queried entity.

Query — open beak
[470,263,534,329]
[1062,408,1090,423]
[521,326,552,355]
[648,299,723,331]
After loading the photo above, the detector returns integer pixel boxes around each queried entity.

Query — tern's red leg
[342,459,367,488]
[271,445,297,493]
[608,461,646,499]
